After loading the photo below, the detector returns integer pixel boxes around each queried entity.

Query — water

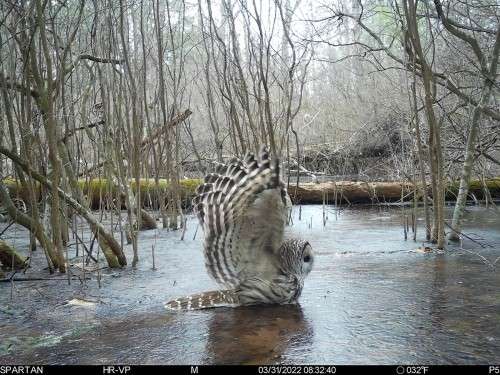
[1,205,499,364]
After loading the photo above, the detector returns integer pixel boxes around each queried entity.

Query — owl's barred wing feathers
[192,147,288,288]
[163,148,295,312]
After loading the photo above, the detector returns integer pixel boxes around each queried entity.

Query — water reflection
[204,304,312,364]
[429,256,447,330]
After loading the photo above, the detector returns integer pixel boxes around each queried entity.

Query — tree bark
[0,240,26,269]
[447,26,500,240]
[0,183,57,272]
[403,0,446,248]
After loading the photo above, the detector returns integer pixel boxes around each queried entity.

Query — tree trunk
[0,146,127,267]
[448,27,500,240]
[0,240,26,269]
[0,183,57,272]
[411,81,431,240]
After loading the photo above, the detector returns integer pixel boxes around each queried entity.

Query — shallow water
[1,205,499,364]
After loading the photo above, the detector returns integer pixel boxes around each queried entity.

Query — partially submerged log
[0,240,27,270]
[3,176,500,206]
[289,181,412,204]
[288,178,500,204]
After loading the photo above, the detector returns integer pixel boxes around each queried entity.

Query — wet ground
[1,205,499,364]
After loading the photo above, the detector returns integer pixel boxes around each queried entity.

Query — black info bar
[0,365,498,375]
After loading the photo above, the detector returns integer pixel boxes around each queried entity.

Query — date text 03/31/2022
[258,367,336,374]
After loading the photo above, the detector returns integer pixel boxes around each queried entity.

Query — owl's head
[300,240,314,276]
[280,239,314,278]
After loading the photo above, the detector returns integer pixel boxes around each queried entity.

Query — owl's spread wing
[192,148,288,288]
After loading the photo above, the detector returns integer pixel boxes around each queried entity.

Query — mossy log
[77,178,199,209]
[2,178,39,203]
[3,177,500,206]
[2,177,199,209]
[0,240,27,270]
[288,178,500,204]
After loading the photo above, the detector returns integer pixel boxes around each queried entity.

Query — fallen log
[3,177,500,206]
[77,178,199,209]
[288,178,500,204]
[2,176,234,208]
[289,181,413,204]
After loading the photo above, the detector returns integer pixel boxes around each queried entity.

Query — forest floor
[0,205,499,364]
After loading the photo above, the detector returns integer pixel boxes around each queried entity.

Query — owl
[165,147,314,310]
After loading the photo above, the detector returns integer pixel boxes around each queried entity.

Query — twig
[444,221,493,248]
[151,244,156,271]
[180,218,188,240]
[0,220,15,238]
[192,224,199,240]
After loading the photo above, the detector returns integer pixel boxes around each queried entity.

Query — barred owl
[165,147,314,311]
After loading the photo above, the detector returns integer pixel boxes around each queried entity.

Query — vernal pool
[1,205,499,364]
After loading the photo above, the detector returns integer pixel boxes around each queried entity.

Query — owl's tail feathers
[164,290,240,311]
